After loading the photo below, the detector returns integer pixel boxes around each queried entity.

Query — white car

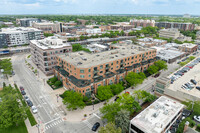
[31,106,38,114]
[194,116,200,122]
[188,82,195,88]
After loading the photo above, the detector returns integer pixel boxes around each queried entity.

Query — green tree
[62,90,86,110]
[96,86,113,101]
[98,122,122,133]
[0,58,13,75]
[110,83,124,95]
[147,65,159,75]
[49,76,58,84]
[72,44,91,53]
[115,109,130,133]
[54,81,62,87]
[0,85,27,128]
[117,93,141,114]
[100,102,121,122]
[154,60,168,70]
[125,72,146,87]
[44,33,54,37]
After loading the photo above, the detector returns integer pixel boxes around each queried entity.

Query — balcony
[93,75,103,83]
[116,69,125,74]
[134,63,141,68]
[105,66,110,70]
[69,75,91,87]
[54,66,69,77]
[141,60,148,66]
[125,66,133,71]
[93,70,99,74]
[148,59,154,63]
[105,71,115,79]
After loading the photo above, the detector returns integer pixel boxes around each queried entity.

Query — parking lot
[168,57,200,100]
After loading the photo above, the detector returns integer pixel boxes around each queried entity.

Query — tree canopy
[96,86,113,101]
[115,109,130,133]
[125,72,146,87]
[0,58,13,75]
[98,122,122,133]
[72,44,91,53]
[62,90,86,110]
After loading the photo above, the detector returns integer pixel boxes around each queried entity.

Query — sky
[0,0,200,15]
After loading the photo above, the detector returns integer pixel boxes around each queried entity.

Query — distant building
[156,22,195,31]
[32,22,63,33]
[0,27,44,47]
[19,18,41,27]
[30,37,72,75]
[130,96,184,133]
[85,28,102,34]
[159,28,181,39]
[183,14,191,18]
[87,43,109,52]
[138,38,167,48]
[196,31,200,40]
[63,21,77,26]
[3,22,14,27]
[130,19,155,27]
[178,43,198,54]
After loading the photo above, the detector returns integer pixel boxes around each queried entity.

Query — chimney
[183,121,189,133]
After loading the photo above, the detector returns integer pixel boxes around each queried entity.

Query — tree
[110,83,124,95]
[96,86,113,101]
[147,65,159,75]
[54,81,62,87]
[0,58,13,75]
[44,33,54,37]
[98,122,122,133]
[125,72,146,87]
[0,85,27,128]
[117,93,141,114]
[134,90,156,103]
[100,102,121,122]
[154,60,168,70]
[49,76,58,84]
[62,90,86,110]
[115,109,130,133]
[72,44,91,53]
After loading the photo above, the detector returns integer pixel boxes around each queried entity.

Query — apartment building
[130,19,155,27]
[110,25,135,31]
[159,28,181,39]
[130,96,184,133]
[138,38,167,48]
[32,22,63,33]
[156,22,195,31]
[178,43,198,54]
[19,18,41,27]
[30,37,72,75]
[54,43,157,96]
[0,27,44,47]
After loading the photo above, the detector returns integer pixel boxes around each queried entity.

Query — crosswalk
[83,120,93,129]
[45,118,64,130]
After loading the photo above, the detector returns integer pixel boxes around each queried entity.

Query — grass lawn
[0,121,28,133]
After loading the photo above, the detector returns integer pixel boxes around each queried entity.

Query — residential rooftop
[30,36,71,50]
[130,96,184,133]
[1,27,42,33]
[58,43,155,68]
[179,43,197,48]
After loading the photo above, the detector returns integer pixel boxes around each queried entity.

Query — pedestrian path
[44,117,64,130]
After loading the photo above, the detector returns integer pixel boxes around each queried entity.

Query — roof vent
[77,62,82,65]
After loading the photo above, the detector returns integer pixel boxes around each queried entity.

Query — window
[132,56,134,59]
[128,58,130,61]
[80,69,84,73]
[131,124,144,133]
[74,68,76,70]
[80,75,85,78]
[100,71,103,73]
[117,61,118,64]
[131,61,133,63]
[88,69,91,72]
[116,66,118,68]
[89,74,91,77]
[100,65,103,69]
[135,56,137,58]
[111,62,113,65]
[125,59,127,61]
[111,68,113,70]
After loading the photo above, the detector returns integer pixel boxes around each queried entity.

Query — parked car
[196,86,200,90]
[31,106,38,114]
[177,61,181,64]
[194,116,200,122]
[20,86,24,91]
[186,66,193,69]
[188,82,195,88]
[24,96,30,101]
[182,109,191,117]
[26,100,33,107]
[21,90,26,95]
[191,79,197,85]
[92,122,100,131]
[181,85,188,89]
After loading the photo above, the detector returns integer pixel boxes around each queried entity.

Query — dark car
[26,100,33,107]
[182,109,191,117]
[20,86,24,91]
[92,122,100,131]
[21,90,26,95]
[177,61,181,64]
[191,79,197,85]
[196,86,200,90]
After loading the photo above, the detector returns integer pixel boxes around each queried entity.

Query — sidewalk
[25,119,38,133]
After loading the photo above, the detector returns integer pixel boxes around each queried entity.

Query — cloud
[53,0,77,3]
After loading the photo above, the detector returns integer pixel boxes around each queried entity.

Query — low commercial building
[0,46,30,55]
[178,43,198,54]
[54,43,157,96]
[19,18,41,27]
[32,22,63,33]
[87,43,109,52]
[130,96,184,133]
[30,37,72,75]
[138,38,167,48]
[0,27,44,47]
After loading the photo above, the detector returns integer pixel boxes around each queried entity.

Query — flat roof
[156,49,185,60]
[168,58,200,99]
[30,36,71,50]
[179,43,197,48]
[1,27,42,33]
[130,96,184,133]
[58,43,155,68]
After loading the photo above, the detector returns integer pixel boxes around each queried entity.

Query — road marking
[83,120,93,129]
[93,113,101,119]
[44,117,60,125]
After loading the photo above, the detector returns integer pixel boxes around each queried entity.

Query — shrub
[83,96,89,102]
[189,120,195,128]
[196,124,200,132]
[54,81,62,87]
[94,99,100,104]
[50,76,58,84]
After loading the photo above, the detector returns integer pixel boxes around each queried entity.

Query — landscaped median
[47,76,63,90]
[14,84,37,126]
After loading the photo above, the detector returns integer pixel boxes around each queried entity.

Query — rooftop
[58,43,155,68]
[1,27,42,33]
[30,36,71,50]
[179,43,197,48]
[130,96,184,133]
